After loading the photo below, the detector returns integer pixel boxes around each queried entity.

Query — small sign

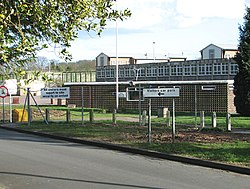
[143,88,180,98]
[118,92,126,98]
[0,86,8,98]
[4,79,17,95]
[41,87,70,99]
[112,92,127,98]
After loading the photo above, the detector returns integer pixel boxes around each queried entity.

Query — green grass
[6,105,250,167]
[8,105,248,129]
[152,115,250,129]
[20,122,250,167]
[132,141,250,167]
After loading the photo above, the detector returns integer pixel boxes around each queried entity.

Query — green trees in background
[234,7,250,116]
[0,0,131,77]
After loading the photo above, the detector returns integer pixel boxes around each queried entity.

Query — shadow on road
[0,171,166,189]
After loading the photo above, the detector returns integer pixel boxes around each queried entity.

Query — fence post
[112,109,117,125]
[89,109,94,123]
[212,112,216,128]
[166,110,171,127]
[226,113,231,131]
[66,109,71,123]
[200,111,205,128]
[172,98,176,143]
[45,109,50,122]
[142,110,147,126]
[148,99,152,143]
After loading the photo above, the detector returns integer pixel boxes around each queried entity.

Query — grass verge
[19,122,250,167]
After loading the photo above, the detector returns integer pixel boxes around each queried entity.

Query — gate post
[212,112,216,128]
[226,113,231,131]
[200,111,205,128]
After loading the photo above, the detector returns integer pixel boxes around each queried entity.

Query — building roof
[96,52,186,60]
[200,43,237,52]
[64,80,234,86]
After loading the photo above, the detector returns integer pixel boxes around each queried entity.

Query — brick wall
[66,83,233,113]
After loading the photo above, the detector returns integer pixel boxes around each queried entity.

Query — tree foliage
[53,60,96,72]
[234,7,250,115]
[0,0,131,72]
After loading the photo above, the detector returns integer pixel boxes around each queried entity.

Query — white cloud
[110,0,246,29]
[176,0,245,27]
[111,0,174,29]
[38,0,247,61]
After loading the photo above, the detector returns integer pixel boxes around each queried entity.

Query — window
[158,66,164,76]
[171,64,182,76]
[184,65,191,75]
[230,63,238,74]
[206,64,212,75]
[221,63,228,75]
[119,68,124,78]
[146,67,157,77]
[191,64,197,75]
[171,65,176,75]
[124,68,130,77]
[165,65,170,76]
[213,63,221,75]
[201,85,216,91]
[126,87,144,101]
[106,69,111,78]
[146,67,151,77]
[101,69,105,78]
[158,65,169,76]
[152,67,157,76]
[209,49,215,59]
[198,64,206,75]
[110,68,115,78]
[96,70,101,78]
[139,67,145,77]
[100,57,104,66]
[176,65,182,75]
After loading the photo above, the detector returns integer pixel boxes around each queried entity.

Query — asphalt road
[0,129,249,189]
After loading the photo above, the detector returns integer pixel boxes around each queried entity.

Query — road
[0,129,249,189]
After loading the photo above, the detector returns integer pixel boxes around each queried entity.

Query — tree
[234,7,250,115]
[0,0,131,73]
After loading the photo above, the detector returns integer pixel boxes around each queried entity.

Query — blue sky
[38,0,250,61]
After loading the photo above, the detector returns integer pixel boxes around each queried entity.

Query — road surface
[0,129,249,189]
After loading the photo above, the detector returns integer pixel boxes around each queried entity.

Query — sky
[38,0,250,61]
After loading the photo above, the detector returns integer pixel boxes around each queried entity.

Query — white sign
[4,79,17,95]
[143,88,180,97]
[41,87,70,99]
[118,92,126,98]
[112,92,127,98]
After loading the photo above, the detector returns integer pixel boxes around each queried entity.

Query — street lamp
[115,0,119,111]
[153,42,155,62]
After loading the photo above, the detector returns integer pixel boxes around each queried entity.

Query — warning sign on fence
[41,87,70,99]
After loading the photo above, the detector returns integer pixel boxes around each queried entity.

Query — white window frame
[221,63,228,75]
[213,63,221,75]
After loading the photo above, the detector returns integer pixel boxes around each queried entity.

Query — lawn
[4,105,249,167]
[19,121,250,167]
[25,106,250,129]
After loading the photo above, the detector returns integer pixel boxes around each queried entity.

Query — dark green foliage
[54,60,96,72]
[0,0,131,75]
[234,7,250,116]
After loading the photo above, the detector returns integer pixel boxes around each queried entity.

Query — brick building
[64,80,235,113]
[65,44,238,113]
